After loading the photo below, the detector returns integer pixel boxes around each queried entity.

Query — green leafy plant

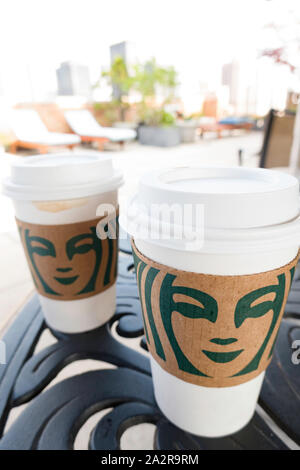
[97,56,135,121]
[93,101,127,126]
[95,56,179,126]
[102,56,134,95]
[160,110,175,126]
[133,58,178,127]
[140,108,175,127]
[133,58,178,104]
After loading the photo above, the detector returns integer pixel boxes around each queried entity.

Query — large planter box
[138,125,180,147]
[177,122,198,143]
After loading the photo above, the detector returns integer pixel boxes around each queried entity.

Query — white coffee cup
[121,166,300,437]
[3,152,123,333]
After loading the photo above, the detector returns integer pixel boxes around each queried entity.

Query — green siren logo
[17,216,118,301]
[132,242,298,387]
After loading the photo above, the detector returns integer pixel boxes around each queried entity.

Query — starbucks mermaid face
[17,215,118,302]
[23,226,101,298]
[170,273,285,380]
[132,242,297,387]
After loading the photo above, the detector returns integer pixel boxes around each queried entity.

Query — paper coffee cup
[121,167,300,437]
[3,152,123,333]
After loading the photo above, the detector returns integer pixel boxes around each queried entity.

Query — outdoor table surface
[0,235,299,450]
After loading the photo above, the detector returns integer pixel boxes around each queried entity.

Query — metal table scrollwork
[0,233,299,450]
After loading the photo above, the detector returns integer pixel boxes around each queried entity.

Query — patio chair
[64,110,137,150]
[238,110,296,172]
[10,109,80,154]
[259,109,295,169]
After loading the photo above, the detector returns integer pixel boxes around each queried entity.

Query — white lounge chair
[64,110,136,150]
[10,109,80,154]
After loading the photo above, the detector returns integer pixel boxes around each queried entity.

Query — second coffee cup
[3,152,123,333]
[122,166,300,437]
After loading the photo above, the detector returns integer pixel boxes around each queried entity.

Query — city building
[110,41,135,68]
[56,61,91,98]
[222,61,240,110]
[221,58,298,116]
[110,41,135,100]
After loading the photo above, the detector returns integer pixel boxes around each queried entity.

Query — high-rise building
[110,41,135,68]
[222,61,240,110]
[221,58,295,116]
[56,62,91,98]
[110,41,135,100]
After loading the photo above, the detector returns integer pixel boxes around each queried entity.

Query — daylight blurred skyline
[1,0,300,114]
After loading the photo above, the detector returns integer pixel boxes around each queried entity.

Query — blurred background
[1,0,300,227]
[0,0,299,140]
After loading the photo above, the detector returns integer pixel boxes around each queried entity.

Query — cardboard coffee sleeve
[132,240,299,387]
[17,214,118,301]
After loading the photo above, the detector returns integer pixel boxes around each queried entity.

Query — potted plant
[96,56,134,122]
[176,114,201,143]
[134,59,180,147]
[138,107,180,147]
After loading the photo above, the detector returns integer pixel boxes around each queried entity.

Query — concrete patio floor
[0,131,262,449]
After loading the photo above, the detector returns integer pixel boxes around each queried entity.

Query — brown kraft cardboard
[132,240,299,387]
[17,213,118,301]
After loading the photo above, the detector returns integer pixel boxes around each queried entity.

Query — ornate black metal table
[0,235,299,450]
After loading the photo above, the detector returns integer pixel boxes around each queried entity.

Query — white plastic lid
[2,152,123,201]
[121,166,300,253]
[138,167,299,228]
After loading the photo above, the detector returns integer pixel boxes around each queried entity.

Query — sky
[1,0,300,108]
